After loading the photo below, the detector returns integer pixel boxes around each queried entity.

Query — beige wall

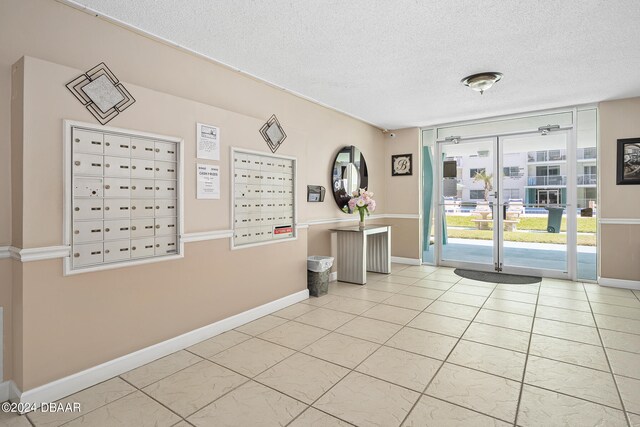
[598,97,640,281]
[0,0,391,391]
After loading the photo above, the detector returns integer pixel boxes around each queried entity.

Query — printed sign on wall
[196,164,220,199]
[197,123,220,161]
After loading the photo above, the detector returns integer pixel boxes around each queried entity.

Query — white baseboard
[391,256,422,266]
[598,277,640,290]
[0,380,21,402]
[329,271,337,282]
[18,289,309,409]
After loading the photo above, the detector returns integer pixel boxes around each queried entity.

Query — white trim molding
[182,230,234,243]
[0,380,21,403]
[306,213,420,226]
[0,246,9,260]
[598,218,640,225]
[598,277,640,290]
[18,289,309,410]
[383,214,421,220]
[8,246,71,262]
[329,271,337,282]
[391,256,422,266]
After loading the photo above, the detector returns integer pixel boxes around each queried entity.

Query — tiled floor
[3,264,640,426]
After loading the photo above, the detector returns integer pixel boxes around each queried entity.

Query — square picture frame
[391,154,413,176]
[617,138,640,185]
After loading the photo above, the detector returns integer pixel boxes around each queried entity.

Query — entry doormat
[454,269,541,284]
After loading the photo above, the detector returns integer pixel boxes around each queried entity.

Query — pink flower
[369,200,376,212]
[348,198,357,209]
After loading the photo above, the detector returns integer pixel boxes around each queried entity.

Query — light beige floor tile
[538,287,587,301]
[535,305,596,326]
[399,286,445,299]
[425,273,461,283]
[321,296,378,315]
[537,295,591,312]
[629,412,640,427]
[314,372,419,427]
[463,323,530,352]
[364,281,409,293]
[533,318,600,345]
[377,275,420,285]
[361,304,420,325]
[403,395,510,427]
[382,294,434,311]
[27,377,136,427]
[424,301,480,320]
[300,294,342,307]
[391,263,411,273]
[607,348,640,379]
[474,309,533,332]
[491,289,538,304]
[120,350,202,389]
[540,279,583,290]
[594,314,640,335]
[143,360,247,417]
[256,353,348,404]
[483,298,536,316]
[259,320,329,350]
[294,307,356,330]
[588,293,640,309]
[591,302,640,320]
[411,279,454,291]
[0,411,31,427]
[188,381,305,427]
[529,334,609,371]
[356,346,441,392]
[386,327,458,360]
[584,283,635,297]
[438,291,487,307]
[517,384,627,427]
[301,332,380,369]
[65,391,180,427]
[210,337,294,377]
[459,278,499,288]
[171,422,192,427]
[392,270,431,279]
[495,283,539,294]
[336,316,402,344]
[289,407,352,426]
[524,356,621,409]
[408,312,470,337]
[448,340,526,381]
[333,287,395,303]
[234,315,288,336]
[600,329,640,354]
[405,265,439,274]
[449,284,494,297]
[426,363,521,422]
[187,330,251,358]
[273,302,318,319]
[616,375,640,414]
[367,272,390,281]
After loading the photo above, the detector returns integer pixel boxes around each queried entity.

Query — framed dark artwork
[391,154,412,176]
[617,138,640,185]
[66,62,135,125]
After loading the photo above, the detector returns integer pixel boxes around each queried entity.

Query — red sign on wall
[274,225,293,235]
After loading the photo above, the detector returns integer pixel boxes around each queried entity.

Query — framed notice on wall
[196,164,220,199]
[197,123,220,161]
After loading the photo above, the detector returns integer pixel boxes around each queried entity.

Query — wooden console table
[330,225,391,284]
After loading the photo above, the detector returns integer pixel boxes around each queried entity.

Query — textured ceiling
[67,0,640,129]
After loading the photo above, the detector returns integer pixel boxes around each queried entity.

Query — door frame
[434,126,577,280]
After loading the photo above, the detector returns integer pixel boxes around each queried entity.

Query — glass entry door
[437,130,573,279]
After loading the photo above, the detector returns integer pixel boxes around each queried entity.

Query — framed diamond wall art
[259,114,287,153]
[66,62,135,125]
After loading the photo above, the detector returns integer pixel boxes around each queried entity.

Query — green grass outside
[445,215,596,233]
[447,229,596,246]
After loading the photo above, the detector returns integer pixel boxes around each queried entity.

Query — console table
[330,225,391,284]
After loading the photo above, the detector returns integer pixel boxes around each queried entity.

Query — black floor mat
[454,268,541,284]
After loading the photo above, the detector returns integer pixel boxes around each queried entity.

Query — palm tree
[473,171,494,201]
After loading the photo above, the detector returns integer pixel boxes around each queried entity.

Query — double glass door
[437,130,572,278]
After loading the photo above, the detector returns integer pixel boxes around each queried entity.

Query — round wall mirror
[331,146,369,211]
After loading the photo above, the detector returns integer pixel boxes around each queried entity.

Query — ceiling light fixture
[461,72,503,94]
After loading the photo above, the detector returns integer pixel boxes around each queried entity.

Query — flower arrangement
[343,188,376,228]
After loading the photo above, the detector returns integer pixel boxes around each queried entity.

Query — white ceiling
[68,0,640,129]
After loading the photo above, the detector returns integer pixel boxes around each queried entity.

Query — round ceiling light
[461,72,503,94]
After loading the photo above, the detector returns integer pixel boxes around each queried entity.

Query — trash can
[546,207,564,233]
[307,256,334,297]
